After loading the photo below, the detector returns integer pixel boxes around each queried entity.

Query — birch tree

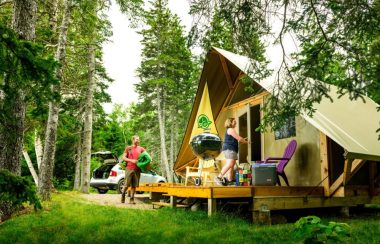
[73,136,82,191]
[39,0,73,200]
[80,41,96,193]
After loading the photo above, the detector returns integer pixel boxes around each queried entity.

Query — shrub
[0,169,42,221]
[293,215,351,243]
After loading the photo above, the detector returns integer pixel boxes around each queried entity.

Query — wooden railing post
[320,132,330,196]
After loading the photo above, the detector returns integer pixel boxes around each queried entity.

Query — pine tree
[135,0,196,181]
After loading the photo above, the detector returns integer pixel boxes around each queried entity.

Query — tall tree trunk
[22,150,38,186]
[73,136,82,191]
[173,111,179,183]
[0,0,37,175]
[47,0,58,34]
[157,86,172,182]
[39,0,72,200]
[169,115,174,170]
[34,130,43,170]
[169,108,176,181]
[0,0,37,222]
[81,43,96,193]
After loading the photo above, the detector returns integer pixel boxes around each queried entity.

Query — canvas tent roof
[174,47,380,175]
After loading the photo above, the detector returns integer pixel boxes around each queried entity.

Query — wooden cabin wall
[327,137,379,186]
[263,116,322,186]
[327,137,345,183]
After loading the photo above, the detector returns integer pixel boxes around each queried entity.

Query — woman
[215,118,249,185]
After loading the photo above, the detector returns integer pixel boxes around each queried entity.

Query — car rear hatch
[92,163,116,179]
[91,151,119,179]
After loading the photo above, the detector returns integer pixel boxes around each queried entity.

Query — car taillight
[109,170,117,177]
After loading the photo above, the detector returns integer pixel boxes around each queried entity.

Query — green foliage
[93,104,132,155]
[199,9,236,53]
[119,161,126,170]
[0,24,58,119]
[52,177,72,191]
[0,170,41,211]
[190,0,270,85]
[116,0,144,27]
[0,24,58,97]
[90,157,103,175]
[293,216,351,243]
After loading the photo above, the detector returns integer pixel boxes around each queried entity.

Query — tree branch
[276,0,295,86]
[310,0,328,42]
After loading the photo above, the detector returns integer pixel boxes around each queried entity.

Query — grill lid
[190,132,222,160]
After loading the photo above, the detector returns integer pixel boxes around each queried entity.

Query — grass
[0,192,379,243]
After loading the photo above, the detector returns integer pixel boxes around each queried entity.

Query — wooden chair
[185,159,219,186]
[256,139,297,186]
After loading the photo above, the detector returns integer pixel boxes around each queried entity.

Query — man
[121,135,145,204]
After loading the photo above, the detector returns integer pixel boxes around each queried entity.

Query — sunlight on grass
[0,192,379,243]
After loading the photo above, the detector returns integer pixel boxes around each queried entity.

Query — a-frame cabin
[139,47,380,222]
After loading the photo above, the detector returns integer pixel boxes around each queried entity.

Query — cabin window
[274,117,296,140]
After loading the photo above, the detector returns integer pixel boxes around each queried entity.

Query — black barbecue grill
[190,132,222,160]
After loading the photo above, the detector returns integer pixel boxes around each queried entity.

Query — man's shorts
[124,168,141,188]
[223,149,238,160]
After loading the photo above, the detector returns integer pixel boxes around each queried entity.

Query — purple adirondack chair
[256,140,297,186]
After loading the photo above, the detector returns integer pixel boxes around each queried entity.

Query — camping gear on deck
[255,139,297,186]
[251,163,277,186]
[187,133,222,186]
[236,169,252,186]
[190,133,222,160]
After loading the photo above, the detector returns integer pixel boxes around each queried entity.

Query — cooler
[251,163,277,186]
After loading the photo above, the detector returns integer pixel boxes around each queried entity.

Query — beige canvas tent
[174,47,380,197]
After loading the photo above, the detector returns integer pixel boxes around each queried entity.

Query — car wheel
[117,179,125,194]
[97,188,108,194]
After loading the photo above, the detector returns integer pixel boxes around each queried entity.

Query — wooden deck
[137,183,325,198]
[137,183,380,223]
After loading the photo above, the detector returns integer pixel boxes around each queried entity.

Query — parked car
[90,151,166,194]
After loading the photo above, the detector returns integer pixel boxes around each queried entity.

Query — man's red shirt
[124,145,145,170]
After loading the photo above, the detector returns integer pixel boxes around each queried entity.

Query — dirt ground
[79,193,155,210]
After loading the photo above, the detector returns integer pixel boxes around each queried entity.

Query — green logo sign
[197,114,212,130]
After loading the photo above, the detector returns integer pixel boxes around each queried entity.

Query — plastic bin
[251,163,277,186]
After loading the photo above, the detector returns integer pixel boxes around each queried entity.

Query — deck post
[340,206,350,218]
[208,198,216,216]
[252,209,271,225]
[170,196,177,208]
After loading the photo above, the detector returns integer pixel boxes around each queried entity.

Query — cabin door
[250,105,262,162]
[237,104,262,164]
[237,106,249,164]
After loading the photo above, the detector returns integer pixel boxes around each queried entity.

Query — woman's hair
[132,135,139,141]
[224,118,235,128]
